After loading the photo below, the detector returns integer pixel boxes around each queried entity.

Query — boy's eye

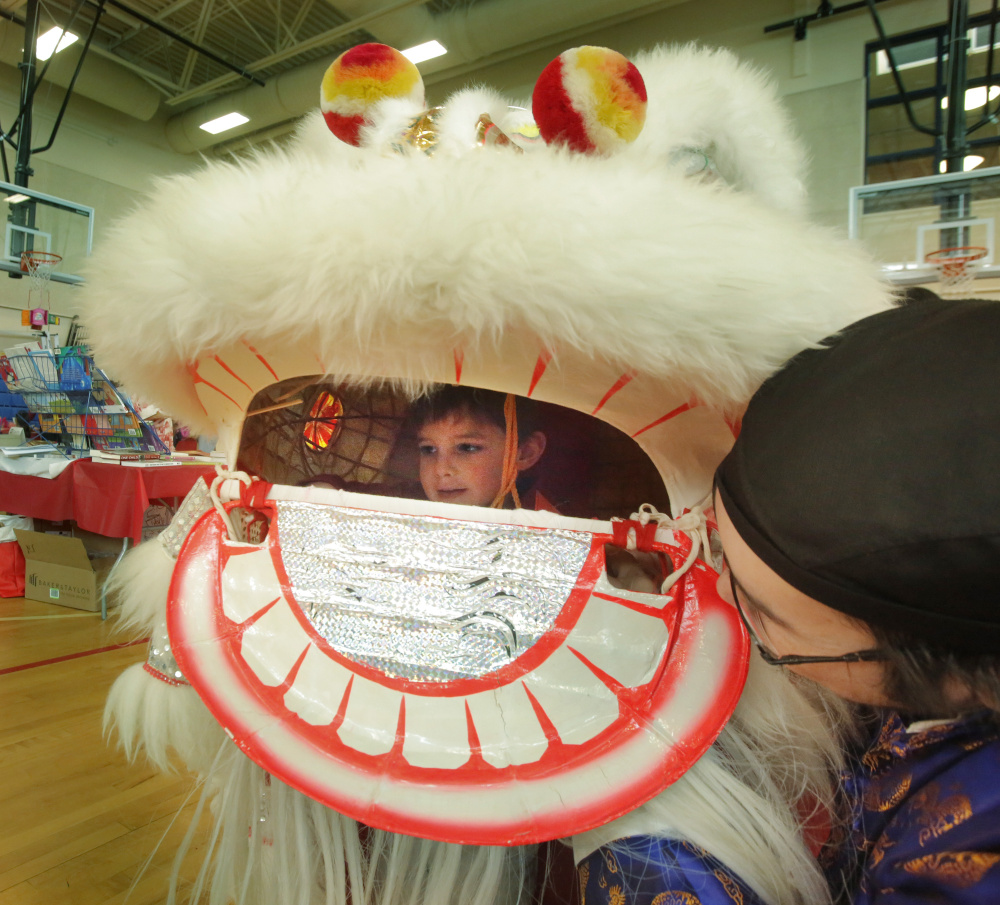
[457,443,482,453]
[418,444,436,456]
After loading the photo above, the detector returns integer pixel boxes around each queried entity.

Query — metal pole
[11,0,39,262]
[941,0,972,247]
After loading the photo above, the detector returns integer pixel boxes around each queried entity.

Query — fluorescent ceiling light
[940,85,1000,110]
[36,26,79,61]
[938,155,985,173]
[200,112,250,134]
[401,40,447,64]
[5,193,30,204]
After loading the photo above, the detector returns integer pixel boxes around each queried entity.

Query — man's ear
[516,431,547,471]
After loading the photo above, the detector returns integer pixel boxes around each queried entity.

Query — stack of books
[89,449,228,467]
[90,449,178,467]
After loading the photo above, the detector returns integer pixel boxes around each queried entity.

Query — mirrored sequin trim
[146,617,188,685]
[158,477,214,559]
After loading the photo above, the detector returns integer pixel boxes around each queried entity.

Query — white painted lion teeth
[170,500,747,844]
[282,645,352,726]
[219,530,672,769]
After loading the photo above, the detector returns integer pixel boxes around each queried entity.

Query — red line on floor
[0,637,150,676]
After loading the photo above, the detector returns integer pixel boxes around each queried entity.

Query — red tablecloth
[0,459,218,543]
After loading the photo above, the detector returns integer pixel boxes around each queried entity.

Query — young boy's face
[417,409,507,507]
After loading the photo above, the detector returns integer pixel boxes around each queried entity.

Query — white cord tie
[210,467,253,540]
[630,495,712,593]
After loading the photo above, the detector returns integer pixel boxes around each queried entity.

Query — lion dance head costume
[84,42,891,905]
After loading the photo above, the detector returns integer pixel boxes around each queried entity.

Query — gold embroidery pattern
[905,722,960,751]
[579,861,590,905]
[603,849,621,874]
[901,851,1000,888]
[680,840,709,859]
[909,784,973,847]
[868,832,897,869]
[712,868,745,904]
[863,774,912,812]
[649,894,700,905]
[960,735,995,753]
[607,885,626,905]
[862,719,907,771]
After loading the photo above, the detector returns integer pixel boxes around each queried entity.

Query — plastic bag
[0,513,32,543]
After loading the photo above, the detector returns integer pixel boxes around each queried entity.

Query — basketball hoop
[925,246,987,298]
[19,250,62,304]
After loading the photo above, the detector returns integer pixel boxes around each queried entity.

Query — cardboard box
[15,529,100,611]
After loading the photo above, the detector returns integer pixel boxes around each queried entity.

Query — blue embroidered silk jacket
[824,711,1000,904]
[578,836,764,905]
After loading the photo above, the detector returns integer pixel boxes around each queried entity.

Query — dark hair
[866,621,1000,722]
[408,386,542,437]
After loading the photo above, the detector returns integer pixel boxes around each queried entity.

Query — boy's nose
[435,453,456,476]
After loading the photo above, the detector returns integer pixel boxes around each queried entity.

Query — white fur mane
[80,43,891,435]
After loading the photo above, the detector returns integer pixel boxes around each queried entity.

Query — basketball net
[20,251,62,309]
[925,246,987,299]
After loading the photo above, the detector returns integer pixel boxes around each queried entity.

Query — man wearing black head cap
[714,291,1000,904]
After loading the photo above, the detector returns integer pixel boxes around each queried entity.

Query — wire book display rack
[0,347,168,456]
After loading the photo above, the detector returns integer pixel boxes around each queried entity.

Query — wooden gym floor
[0,596,212,905]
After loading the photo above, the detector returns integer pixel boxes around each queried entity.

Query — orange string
[490,393,521,509]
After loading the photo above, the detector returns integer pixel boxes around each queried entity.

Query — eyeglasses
[726,568,888,667]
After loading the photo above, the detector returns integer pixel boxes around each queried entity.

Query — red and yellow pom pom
[532,46,646,155]
[321,43,424,146]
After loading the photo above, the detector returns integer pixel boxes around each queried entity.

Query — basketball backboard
[848,166,1000,290]
[1,179,94,285]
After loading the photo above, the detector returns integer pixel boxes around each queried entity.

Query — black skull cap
[716,292,1000,654]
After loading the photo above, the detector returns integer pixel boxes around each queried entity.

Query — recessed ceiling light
[938,155,985,173]
[5,193,30,204]
[37,27,79,61]
[401,40,447,65]
[200,112,250,134]
[940,85,1000,110]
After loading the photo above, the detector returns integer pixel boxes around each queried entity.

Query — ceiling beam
[101,0,265,85]
[165,0,428,106]
[219,0,273,55]
[108,0,202,49]
[280,0,317,50]
[179,0,215,87]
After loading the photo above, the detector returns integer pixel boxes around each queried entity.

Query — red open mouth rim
[167,488,749,846]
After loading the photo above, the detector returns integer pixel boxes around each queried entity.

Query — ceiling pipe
[165,55,330,152]
[165,0,688,153]
[0,19,161,121]
[164,0,432,107]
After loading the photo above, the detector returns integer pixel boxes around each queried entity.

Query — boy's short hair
[409,386,542,437]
